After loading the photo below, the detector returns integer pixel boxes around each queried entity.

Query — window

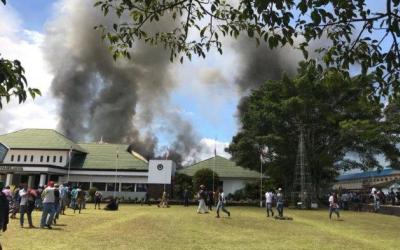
[59,156,63,163]
[40,156,43,162]
[24,155,27,162]
[53,156,56,162]
[17,155,21,162]
[121,183,135,192]
[106,183,120,192]
[92,183,106,191]
[10,155,14,162]
[30,155,34,162]
[78,182,90,190]
[46,156,50,162]
[136,184,147,192]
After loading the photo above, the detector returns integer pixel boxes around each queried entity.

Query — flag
[165,148,169,160]
[214,138,217,157]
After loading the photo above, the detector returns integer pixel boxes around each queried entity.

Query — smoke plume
[44,0,200,160]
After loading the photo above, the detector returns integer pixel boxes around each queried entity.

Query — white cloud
[0,5,58,134]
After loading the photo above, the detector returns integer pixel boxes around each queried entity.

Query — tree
[227,60,400,193]
[0,1,41,108]
[192,168,219,192]
[95,0,400,96]
[173,173,193,198]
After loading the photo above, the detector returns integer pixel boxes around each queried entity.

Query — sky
[0,0,237,161]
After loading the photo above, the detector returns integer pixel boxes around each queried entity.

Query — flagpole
[260,152,263,208]
[114,147,119,198]
[67,146,72,183]
[213,137,216,193]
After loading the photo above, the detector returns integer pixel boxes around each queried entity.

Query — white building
[179,155,260,195]
[0,129,174,199]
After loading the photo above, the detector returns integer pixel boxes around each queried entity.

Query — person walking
[197,185,208,214]
[157,191,169,208]
[40,181,56,229]
[276,188,284,218]
[329,192,340,219]
[94,191,102,209]
[265,190,275,217]
[216,187,230,218]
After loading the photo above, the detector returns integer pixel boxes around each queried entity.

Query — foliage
[227,60,400,193]
[95,0,400,95]
[192,168,219,192]
[0,3,41,108]
[173,173,193,198]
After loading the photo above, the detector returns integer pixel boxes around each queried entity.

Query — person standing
[207,190,214,211]
[53,184,60,224]
[59,183,68,215]
[265,190,275,217]
[19,184,32,228]
[0,182,9,233]
[197,185,208,214]
[70,186,78,211]
[26,188,37,228]
[216,187,230,218]
[373,190,380,212]
[276,188,284,218]
[389,189,396,206]
[94,191,102,209]
[329,192,340,219]
[40,181,56,229]
[183,188,189,207]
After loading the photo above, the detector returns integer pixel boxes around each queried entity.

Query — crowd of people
[0,180,123,236]
[195,185,231,218]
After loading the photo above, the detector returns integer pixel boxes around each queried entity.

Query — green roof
[0,129,87,153]
[179,155,260,179]
[75,143,148,170]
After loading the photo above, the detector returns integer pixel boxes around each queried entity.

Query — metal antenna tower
[292,127,313,208]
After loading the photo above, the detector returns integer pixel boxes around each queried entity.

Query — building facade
[0,129,173,199]
[179,155,260,195]
[334,168,400,191]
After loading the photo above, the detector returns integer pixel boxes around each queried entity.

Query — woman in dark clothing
[0,184,9,232]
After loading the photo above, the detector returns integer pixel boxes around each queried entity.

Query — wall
[222,179,248,195]
[3,149,68,167]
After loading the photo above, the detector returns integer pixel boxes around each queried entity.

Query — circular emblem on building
[157,164,164,171]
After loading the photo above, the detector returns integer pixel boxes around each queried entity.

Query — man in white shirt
[216,188,230,218]
[40,181,56,229]
[19,184,31,228]
[265,190,275,217]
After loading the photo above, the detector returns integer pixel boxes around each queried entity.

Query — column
[119,183,122,192]
[28,175,34,188]
[39,174,46,187]
[5,173,13,186]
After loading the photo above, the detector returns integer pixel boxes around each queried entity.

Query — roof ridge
[183,155,228,168]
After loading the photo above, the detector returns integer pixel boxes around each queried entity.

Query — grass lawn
[1,204,399,250]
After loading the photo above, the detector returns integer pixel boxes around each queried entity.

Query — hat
[48,181,55,187]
